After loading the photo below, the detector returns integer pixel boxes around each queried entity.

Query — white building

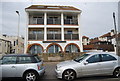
[25,5,83,54]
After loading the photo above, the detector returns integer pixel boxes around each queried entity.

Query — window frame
[101,54,117,62]
[2,56,17,64]
[16,56,34,64]
[86,54,101,64]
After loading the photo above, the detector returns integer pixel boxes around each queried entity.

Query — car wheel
[24,71,38,81]
[63,69,76,81]
[113,68,120,78]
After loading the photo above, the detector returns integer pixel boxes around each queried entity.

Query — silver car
[0,54,45,81]
[55,52,120,81]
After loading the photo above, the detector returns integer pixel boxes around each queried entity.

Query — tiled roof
[82,36,89,39]
[25,5,80,11]
[109,33,120,39]
[100,33,111,38]
[83,45,95,50]
[90,40,101,44]
[90,37,101,44]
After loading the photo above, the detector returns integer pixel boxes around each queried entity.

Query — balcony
[28,33,44,40]
[64,19,78,25]
[47,33,61,40]
[64,33,79,40]
[47,18,61,25]
[29,18,44,25]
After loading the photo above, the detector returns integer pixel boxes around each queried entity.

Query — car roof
[3,54,37,57]
[86,52,116,55]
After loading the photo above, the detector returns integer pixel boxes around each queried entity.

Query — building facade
[0,38,11,54]
[25,5,83,54]
[82,36,90,45]
[83,30,115,52]
[0,35,24,54]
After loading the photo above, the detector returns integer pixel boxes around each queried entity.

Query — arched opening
[27,43,43,54]
[65,43,80,53]
[47,43,62,53]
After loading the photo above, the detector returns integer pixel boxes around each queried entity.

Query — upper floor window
[29,16,44,25]
[64,15,78,25]
[47,16,61,24]
[67,30,73,34]
[66,16,73,19]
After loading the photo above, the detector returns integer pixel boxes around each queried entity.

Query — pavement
[1,62,120,81]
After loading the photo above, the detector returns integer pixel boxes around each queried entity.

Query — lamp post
[16,11,20,54]
[113,12,118,55]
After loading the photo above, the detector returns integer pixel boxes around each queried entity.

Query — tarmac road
[1,62,120,81]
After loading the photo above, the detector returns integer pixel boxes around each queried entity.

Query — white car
[0,54,45,81]
[55,52,120,81]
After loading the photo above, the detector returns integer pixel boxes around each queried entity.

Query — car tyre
[63,69,76,81]
[113,67,120,78]
[24,71,39,81]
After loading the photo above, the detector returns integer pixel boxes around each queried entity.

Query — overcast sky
[0,0,119,38]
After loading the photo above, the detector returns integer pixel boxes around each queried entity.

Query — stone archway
[46,43,63,53]
[27,43,44,54]
[64,43,80,53]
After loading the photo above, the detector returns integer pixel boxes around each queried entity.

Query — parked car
[0,54,45,81]
[55,52,120,81]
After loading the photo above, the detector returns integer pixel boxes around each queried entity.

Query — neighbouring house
[99,30,115,42]
[0,38,11,54]
[25,5,83,54]
[0,35,24,54]
[83,30,115,52]
[82,36,90,45]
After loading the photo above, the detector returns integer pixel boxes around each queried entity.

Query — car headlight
[56,66,62,71]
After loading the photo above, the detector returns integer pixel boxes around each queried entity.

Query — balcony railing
[47,19,61,25]
[47,33,61,40]
[64,33,79,40]
[64,19,78,25]
[28,33,44,40]
[29,18,44,25]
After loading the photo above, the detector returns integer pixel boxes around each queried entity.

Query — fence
[37,52,86,62]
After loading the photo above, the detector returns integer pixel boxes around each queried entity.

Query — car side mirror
[84,61,88,65]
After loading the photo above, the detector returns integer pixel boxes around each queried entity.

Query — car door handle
[11,66,15,68]
[113,62,116,64]
[97,63,101,65]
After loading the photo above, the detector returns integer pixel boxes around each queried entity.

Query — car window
[73,54,90,62]
[101,54,117,62]
[17,57,32,64]
[2,56,16,64]
[34,56,41,62]
[87,54,100,63]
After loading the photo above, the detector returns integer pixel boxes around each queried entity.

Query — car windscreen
[73,54,90,62]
